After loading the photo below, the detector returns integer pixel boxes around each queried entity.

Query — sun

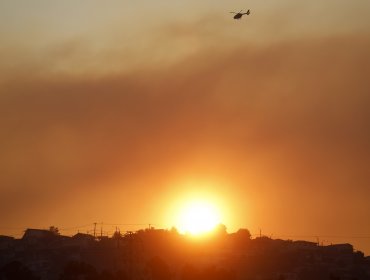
[177,201,221,236]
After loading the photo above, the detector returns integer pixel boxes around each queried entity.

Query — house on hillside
[23,229,55,239]
[326,243,353,254]
[0,235,14,250]
[292,240,318,250]
[0,236,16,265]
[70,233,95,248]
[22,228,62,247]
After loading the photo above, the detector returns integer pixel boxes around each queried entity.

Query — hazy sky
[1,1,370,253]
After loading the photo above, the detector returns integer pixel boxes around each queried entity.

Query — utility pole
[259,228,262,238]
[93,222,97,238]
[127,231,134,280]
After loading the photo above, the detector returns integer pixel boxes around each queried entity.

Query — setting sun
[177,201,221,235]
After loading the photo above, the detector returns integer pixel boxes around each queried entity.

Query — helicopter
[230,9,250,20]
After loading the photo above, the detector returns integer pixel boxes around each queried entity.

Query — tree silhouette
[232,228,252,250]
[49,226,60,235]
[236,228,251,240]
[214,224,227,236]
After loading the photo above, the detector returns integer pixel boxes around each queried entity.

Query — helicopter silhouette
[230,9,250,20]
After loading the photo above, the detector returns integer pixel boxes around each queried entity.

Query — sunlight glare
[178,201,221,235]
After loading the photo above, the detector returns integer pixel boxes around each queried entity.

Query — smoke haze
[1,0,370,253]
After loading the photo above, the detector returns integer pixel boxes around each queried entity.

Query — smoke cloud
[1,29,370,251]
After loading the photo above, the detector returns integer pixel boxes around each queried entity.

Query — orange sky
[1,1,370,254]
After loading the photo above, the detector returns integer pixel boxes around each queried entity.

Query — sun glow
[177,201,221,235]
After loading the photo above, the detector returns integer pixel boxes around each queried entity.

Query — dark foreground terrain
[1,227,369,280]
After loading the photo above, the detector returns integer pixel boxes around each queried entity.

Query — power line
[103,223,156,226]
[2,223,370,240]
[59,223,93,231]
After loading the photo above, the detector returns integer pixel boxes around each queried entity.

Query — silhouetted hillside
[0,227,369,280]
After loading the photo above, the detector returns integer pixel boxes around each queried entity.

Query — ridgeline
[0,226,369,280]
